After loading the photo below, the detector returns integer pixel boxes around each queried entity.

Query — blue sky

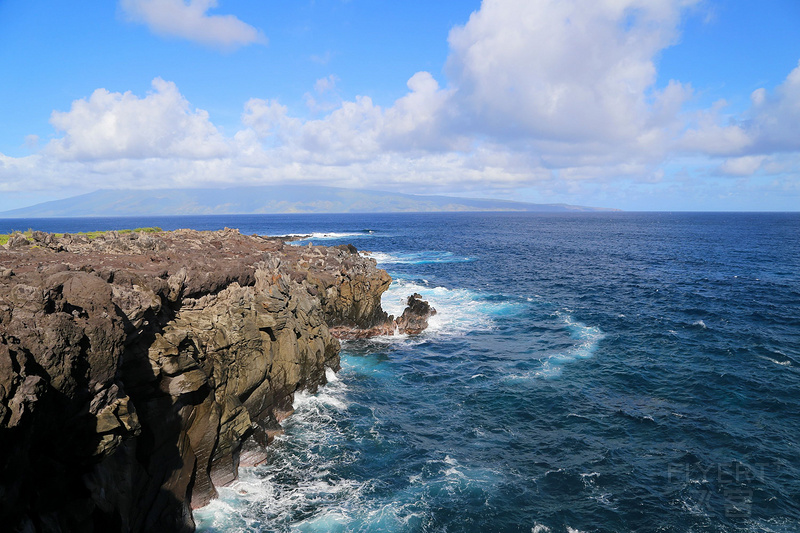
[1,0,798,212]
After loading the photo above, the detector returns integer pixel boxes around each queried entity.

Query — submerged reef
[0,228,430,532]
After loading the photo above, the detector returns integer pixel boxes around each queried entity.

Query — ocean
[3,212,799,532]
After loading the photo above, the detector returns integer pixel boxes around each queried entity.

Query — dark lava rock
[0,228,412,532]
[396,293,437,335]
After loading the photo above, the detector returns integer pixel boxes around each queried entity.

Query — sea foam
[194,370,364,532]
[380,277,523,337]
[505,310,605,381]
[286,231,375,244]
[362,250,472,265]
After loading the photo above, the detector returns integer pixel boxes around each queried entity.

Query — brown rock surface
[396,293,438,335]
[0,228,414,532]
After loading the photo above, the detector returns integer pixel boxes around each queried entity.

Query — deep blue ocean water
[3,212,799,532]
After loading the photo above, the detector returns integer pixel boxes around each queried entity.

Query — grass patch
[0,227,162,245]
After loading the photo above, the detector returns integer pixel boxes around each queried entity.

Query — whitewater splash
[286,231,377,244]
[377,267,604,381]
[380,277,524,337]
[194,357,504,533]
[378,273,604,379]
[193,372,362,532]
[362,250,472,265]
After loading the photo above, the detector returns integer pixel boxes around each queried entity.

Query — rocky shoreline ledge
[0,228,434,532]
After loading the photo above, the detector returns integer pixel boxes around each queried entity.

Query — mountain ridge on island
[0,186,619,217]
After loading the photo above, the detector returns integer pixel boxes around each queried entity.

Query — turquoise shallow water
[4,212,799,532]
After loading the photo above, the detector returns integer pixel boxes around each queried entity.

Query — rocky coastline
[0,228,434,532]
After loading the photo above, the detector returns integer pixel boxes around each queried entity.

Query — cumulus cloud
[304,75,343,113]
[746,61,800,153]
[3,0,798,208]
[120,0,266,49]
[445,0,694,145]
[314,75,338,95]
[681,60,800,158]
[282,0,700,175]
[241,98,301,141]
[296,96,383,163]
[380,72,461,152]
[679,101,752,156]
[0,76,548,195]
[718,156,767,176]
[47,78,230,161]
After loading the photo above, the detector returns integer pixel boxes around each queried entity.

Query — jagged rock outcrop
[396,293,437,335]
[0,228,428,533]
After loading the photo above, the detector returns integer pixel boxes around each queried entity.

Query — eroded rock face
[0,229,404,532]
[396,293,437,335]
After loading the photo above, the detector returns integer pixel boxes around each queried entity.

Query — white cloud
[718,156,767,176]
[679,104,752,156]
[0,76,551,195]
[296,96,383,163]
[748,61,800,153]
[305,75,343,113]
[241,98,301,141]
[445,0,695,146]
[680,60,800,159]
[24,134,39,150]
[7,0,711,196]
[380,72,460,151]
[314,75,338,95]
[120,0,266,49]
[0,153,39,192]
[3,0,799,209]
[47,78,230,161]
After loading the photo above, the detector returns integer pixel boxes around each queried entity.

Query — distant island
[0,186,619,217]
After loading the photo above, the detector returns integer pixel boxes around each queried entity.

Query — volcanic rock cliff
[0,228,426,532]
